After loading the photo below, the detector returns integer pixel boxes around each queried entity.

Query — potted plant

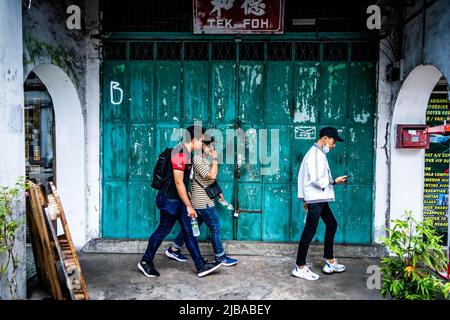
[380,210,450,300]
[0,178,30,300]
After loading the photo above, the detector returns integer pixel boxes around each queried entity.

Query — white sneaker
[323,258,346,274]
[292,265,320,281]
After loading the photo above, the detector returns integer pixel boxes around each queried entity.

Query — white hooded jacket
[297,144,335,203]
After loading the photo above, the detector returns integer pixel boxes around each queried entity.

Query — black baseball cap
[319,127,344,142]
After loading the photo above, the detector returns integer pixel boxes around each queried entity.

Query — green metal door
[101,39,376,244]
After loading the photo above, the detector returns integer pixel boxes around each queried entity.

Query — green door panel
[263,184,291,241]
[265,62,292,124]
[319,62,348,125]
[237,213,262,241]
[349,62,375,125]
[102,182,128,238]
[211,63,236,124]
[236,126,260,182]
[293,62,320,125]
[128,182,157,239]
[213,124,236,183]
[346,126,374,185]
[101,41,375,244]
[103,62,128,122]
[129,62,153,123]
[103,123,128,180]
[129,125,154,181]
[215,182,234,240]
[263,125,291,183]
[156,62,182,123]
[156,126,184,154]
[237,183,262,212]
[183,62,209,123]
[239,63,264,125]
[341,185,372,243]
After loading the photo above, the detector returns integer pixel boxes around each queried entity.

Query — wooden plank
[26,198,47,286]
[49,182,89,300]
[43,204,78,299]
[28,182,64,300]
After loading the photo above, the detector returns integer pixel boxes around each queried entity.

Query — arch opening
[390,65,447,240]
[24,64,86,248]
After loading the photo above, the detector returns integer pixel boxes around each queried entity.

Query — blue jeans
[142,193,205,271]
[172,206,225,258]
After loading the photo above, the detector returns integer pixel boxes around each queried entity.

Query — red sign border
[193,0,285,34]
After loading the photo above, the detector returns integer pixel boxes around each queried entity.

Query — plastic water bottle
[191,218,200,237]
[219,198,234,210]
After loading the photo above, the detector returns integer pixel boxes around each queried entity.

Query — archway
[24,64,86,248]
[390,65,444,223]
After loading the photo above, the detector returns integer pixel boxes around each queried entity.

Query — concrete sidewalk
[73,253,382,300]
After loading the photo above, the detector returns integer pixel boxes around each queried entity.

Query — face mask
[323,144,330,154]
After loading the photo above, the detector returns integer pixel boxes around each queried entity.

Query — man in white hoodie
[292,127,348,281]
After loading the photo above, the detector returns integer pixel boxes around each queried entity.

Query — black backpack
[151,147,173,190]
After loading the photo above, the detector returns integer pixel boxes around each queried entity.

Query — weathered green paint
[101,42,375,244]
[212,63,236,124]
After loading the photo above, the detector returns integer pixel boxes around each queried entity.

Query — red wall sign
[193,0,285,34]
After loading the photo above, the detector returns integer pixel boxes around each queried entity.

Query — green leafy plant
[0,178,30,300]
[380,210,450,300]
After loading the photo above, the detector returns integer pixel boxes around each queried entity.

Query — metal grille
[295,42,320,61]
[130,42,154,60]
[103,42,127,60]
[184,42,209,60]
[239,42,265,60]
[323,42,349,61]
[267,42,292,61]
[103,41,378,63]
[351,42,379,62]
[157,42,182,60]
[212,42,236,60]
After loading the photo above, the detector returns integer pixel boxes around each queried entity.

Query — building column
[0,0,26,299]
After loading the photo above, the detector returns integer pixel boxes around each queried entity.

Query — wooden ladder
[27,181,89,300]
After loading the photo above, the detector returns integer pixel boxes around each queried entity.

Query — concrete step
[82,238,386,258]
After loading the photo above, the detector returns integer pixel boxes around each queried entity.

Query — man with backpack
[138,125,222,278]
[165,136,238,267]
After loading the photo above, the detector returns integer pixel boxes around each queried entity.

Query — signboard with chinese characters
[193,0,284,34]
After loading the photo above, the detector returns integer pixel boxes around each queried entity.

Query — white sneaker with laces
[292,265,320,281]
[323,258,346,274]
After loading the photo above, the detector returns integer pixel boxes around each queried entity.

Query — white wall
[390,65,443,222]
[373,40,395,242]
[22,0,101,248]
[375,0,449,238]
[85,0,101,242]
[0,0,26,299]
[32,64,86,248]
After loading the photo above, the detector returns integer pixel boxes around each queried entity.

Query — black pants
[296,202,338,266]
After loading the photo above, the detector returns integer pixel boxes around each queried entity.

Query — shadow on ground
[44,253,385,300]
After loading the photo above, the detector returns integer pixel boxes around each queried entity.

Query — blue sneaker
[165,247,188,262]
[215,255,237,267]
